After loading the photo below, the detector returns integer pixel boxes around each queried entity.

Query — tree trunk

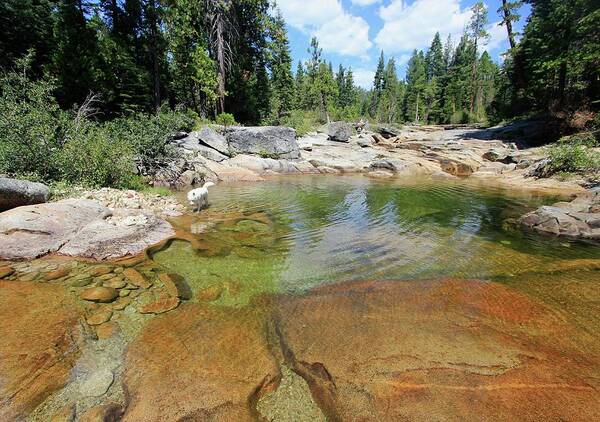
[216,16,226,114]
[501,0,516,50]
[415,91,419,123]
[148,0,161,113]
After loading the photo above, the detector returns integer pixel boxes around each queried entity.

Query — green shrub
[546,134,600,175]
[0,55,64,181]
[58,123,136,188]
[281,109,320,136]
[215,112,236,128]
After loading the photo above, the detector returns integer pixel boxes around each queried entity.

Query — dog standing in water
[187,182,215,211]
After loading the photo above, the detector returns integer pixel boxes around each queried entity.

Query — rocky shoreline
[0,122,595,265]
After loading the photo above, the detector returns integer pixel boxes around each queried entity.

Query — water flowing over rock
[0,177,50,211]
[122,303,279,421]
[0,199,174,260]
[0,281,86,420]
[226,126,300,159]
[273,279,600,421]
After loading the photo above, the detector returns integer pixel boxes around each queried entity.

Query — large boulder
[319,121,352,142]
[197,126,230,156]
[226,126,300,159]
[0,177,50,211]
[0,199,174,260]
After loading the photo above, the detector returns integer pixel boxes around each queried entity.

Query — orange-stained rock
[197,284,224,302]
[122,304,279,421]
[274,278,600,421]
[96,321,120,340]
[138,294,180,314]
[157,272,191,299]
[78,403,123,422]
[80,286,118,303]
[49,403,75,422]
[0,281,84,420]
[122,268,152,289]
[86,308,112,326]
[87,266,112,277]
[44,266,71,281]
[0,265,14,279]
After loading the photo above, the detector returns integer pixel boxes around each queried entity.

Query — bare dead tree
[204,0,237,114]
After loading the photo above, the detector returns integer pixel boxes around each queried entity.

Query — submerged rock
[273,278,600,421]
[80,286,119,303]
[0,281,85,420]
[0,177,50,211]
[122,304,278,421]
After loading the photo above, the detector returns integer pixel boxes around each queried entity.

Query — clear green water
[151,175,600,307]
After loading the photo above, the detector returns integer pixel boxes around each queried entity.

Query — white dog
[187,182,215,211]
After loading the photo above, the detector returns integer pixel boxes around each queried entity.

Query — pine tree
[498,0,522,50]
[268,10,294,120]
[369,51,385,117]
[425,32,446,123]
[468,1,490,114]
[377,58,401,123]
[294,60,306,109]
[404,50,427,123]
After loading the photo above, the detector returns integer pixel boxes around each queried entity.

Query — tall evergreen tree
[467,1,490,114]
[369,51,385,117]
[404,50,427,123]
[268,10,294,120]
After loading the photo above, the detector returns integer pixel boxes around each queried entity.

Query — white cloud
[350,0,381,6]
[314,14,373,58]
[277,0,372,57]
[375,0,472,54]
[276,0,342,30]
[485,21,507,53]
[353,68,375,89]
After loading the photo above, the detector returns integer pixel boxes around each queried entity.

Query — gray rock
[0,177,50,211]
[482,148,516,164]
[320,122,353,142]
[518,192,600,240]
[197,127,230,156]
[226,126,299,159]
[189,144,228,162]
[0,199,174,260]
[357,137,373,148]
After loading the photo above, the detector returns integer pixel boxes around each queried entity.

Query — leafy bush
[58,124,136,188]
[546,133,600,175]
[215,112,236,128]
[0,57,193,188]
[281,109,320,136]
[0,55,64,181]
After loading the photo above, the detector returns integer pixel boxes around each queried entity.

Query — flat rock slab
[0,199,174,260]
[274,278,600,421]
[0,281,85,420]
[122,303,279,421]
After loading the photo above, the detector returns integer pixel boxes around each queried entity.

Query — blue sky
[274,0,531,88]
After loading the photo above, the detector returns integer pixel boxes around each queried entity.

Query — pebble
[86,309,113,325]
[87,266,112,277]
[80,286,118,303]
[69,276,92,287]
[113,267,124,274]
[123,268,152,289]
[138,295,180,314]
[44,267,71,281]
[112,297,131,311]
[0,266,15,279]
[103,277,126,289]
[19,271,39,282]
[119,288,131,297]
[158,273,185,298]
[197,284,224,302]
[96,321,120,340]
